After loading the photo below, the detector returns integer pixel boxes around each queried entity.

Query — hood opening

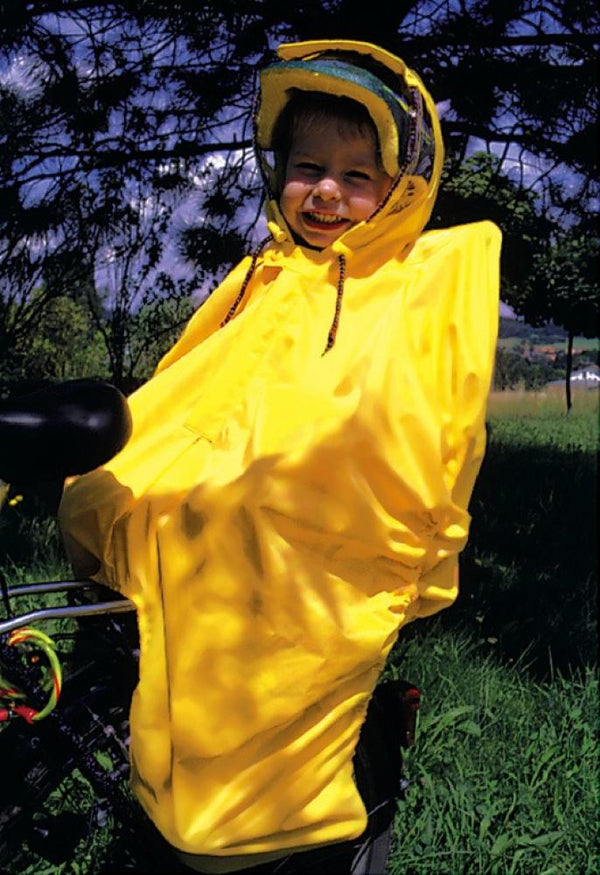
[254,40,441,217]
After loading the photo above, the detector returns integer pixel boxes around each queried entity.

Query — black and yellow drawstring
[322,253,345,355]
[220,235,274,328]
[220,238,347,356]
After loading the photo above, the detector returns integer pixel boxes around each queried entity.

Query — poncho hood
[254,39,444,263]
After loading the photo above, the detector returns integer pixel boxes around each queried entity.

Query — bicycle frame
[0,580,135,636]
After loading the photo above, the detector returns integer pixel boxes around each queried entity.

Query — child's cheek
[280,180,308,217]
[350,188,384,222]
[282,179,307,199]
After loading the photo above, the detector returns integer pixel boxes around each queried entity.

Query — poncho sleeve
[409,220,501,616]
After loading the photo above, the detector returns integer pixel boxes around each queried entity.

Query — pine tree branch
[400,32,599,49]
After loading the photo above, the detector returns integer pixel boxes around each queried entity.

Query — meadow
[385,387,599,874]
[0,388,598,874]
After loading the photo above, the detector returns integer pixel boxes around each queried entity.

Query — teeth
[305,212,346,225]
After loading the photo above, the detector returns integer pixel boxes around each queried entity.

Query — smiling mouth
[302,211,350,228]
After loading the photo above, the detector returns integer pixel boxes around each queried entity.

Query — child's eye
[346,170,371,181]
[295,162,322,175]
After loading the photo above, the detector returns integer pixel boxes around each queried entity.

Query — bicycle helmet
[255,39,436,196]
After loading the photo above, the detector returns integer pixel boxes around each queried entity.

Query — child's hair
[271,90,382,179]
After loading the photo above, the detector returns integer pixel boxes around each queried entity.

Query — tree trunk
[565,330,574,412]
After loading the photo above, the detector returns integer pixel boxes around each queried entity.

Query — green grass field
[0,389,598,874]
[384,388,599,874]
[386,631,598,875]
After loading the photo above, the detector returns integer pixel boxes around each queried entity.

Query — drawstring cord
[221,239,346,355]
[323,254,346,355]
[220,235,273,327]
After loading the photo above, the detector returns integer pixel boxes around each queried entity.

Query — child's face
[280,117,392,250]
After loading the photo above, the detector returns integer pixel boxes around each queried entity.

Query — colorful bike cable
[0,627,62,723]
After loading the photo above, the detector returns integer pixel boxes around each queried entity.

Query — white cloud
[0,54,47,97]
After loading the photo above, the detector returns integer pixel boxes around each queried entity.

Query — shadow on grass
[429,437,598,678]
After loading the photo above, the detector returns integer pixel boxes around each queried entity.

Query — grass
[487,387,599,451]
[383,387,599,874]
[385,629,599,875]
[446,387,598,676]
[0,388,598,873]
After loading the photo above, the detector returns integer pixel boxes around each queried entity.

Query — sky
[1,4,593,323]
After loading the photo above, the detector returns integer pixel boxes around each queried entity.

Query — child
[60,39,501,873]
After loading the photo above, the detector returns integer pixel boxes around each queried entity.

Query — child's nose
[313,177,341,201]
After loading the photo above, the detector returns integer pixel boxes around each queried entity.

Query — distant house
[569,364,600,387]
[547,363,600,390]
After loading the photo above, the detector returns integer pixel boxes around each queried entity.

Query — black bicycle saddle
[0,379,132,483]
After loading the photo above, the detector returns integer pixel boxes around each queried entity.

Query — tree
[519,227,599,410]
[493,347,525,391]
[1,1,597,387]
[431,151,552,302]
[8,293,110,385]
[429,150,599,409]
[1,0,261,387]
[84,180,205,390]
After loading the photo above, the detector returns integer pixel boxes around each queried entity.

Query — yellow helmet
[255,39,437,189]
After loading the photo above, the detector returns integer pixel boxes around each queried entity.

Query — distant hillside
[493,317,598,390]
[498,317,568,342]
[498,317,598,355]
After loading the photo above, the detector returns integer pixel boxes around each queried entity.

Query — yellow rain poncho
[60,39,500,871]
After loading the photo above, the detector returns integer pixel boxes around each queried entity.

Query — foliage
[125,292,196,385]
[524,228,599,339]
[493,347,554,391]
[0,1,598,387]
[447,155,600,409]
[433,153,599,409]
[5,294,110,386]
[493,334,598,391]
[514,226,599,408]
[432,151,550,304]
[0,1,262,388]
[89,272,197,391]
